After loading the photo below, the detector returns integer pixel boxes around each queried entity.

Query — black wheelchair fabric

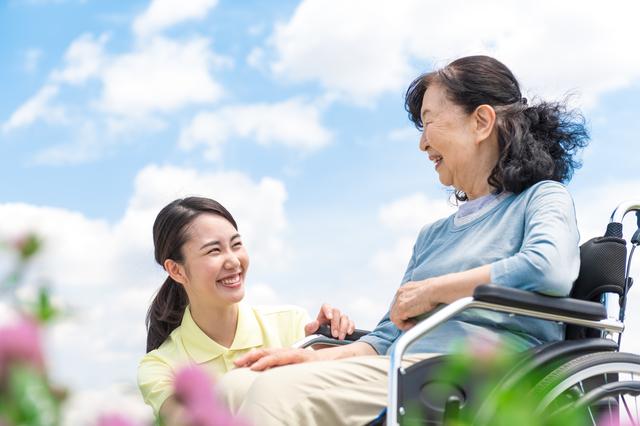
[566,235,627,340]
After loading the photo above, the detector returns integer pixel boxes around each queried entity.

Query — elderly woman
[218,55,590,425]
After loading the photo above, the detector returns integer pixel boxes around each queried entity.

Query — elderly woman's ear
[472,104,497,144]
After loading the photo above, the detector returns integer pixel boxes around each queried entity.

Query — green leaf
[6,365,60,426]
[18,235,41,261]
[33,287,59,324]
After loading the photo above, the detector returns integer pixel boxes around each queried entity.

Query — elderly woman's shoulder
[518,180,575,209]
[523,180,572,197]
[415,215,452,240]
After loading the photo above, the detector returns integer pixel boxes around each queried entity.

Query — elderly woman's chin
[435,169,454,187]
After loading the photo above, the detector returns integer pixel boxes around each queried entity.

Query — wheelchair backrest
[565,231,627,340]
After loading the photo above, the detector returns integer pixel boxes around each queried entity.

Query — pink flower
[0,317,44,380]
[174,365,249,426]
[96,414,137,426]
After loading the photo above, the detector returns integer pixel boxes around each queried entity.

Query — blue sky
[2,0,640,422]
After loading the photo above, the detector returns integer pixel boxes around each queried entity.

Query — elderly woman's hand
[390,279,440,330]
[304,303,356,340]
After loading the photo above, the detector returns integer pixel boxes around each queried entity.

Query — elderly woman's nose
[419,131,429,151]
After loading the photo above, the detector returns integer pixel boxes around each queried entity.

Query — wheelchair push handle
[608,200,640,237]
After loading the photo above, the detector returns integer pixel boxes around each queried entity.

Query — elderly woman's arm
[390,265,491,330]
[391,182,580,330]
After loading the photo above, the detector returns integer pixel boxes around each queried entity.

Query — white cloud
[3,31,228,164]
[51,33,109,85]
[263,0,640,105]
[2,85,66,132]
[388,126,419,143]
[0,165,289,394]
[22,48,43,73]
[243,282,283,306]
[367,193,456,293]
[574,180,640,244]
[268,0,413,102]
[246,47,265,68]
[4,24,229,159]
[61,384,151,426]
[99,36,225,116]
[378,192,456,234]
[31,121,102,165]
[133,0,219,38]
[179,98,332,160]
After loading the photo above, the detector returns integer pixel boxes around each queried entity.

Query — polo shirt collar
[181,303,264,364]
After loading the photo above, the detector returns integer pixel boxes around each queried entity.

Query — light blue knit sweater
[359,180,581,354]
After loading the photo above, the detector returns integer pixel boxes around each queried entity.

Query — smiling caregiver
[137,197,356,419]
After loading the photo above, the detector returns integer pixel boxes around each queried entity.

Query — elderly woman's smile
[428,152,443,169]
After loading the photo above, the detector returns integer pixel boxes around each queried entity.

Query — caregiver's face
[180,214,249,308]
[418,82,476,188]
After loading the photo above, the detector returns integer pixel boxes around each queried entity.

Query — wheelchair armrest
[292,325,371,349]
[316,324,370,341]
[473,284,607,321]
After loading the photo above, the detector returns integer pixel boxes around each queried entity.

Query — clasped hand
[389,279,439,331]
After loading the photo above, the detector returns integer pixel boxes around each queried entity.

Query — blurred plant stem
[0,233,64,426]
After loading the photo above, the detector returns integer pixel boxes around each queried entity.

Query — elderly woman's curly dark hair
[405,55,590,201]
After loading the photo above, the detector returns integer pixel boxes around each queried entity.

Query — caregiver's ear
[164,259,187,285]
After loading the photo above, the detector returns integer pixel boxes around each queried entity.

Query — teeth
[218,274,241,285]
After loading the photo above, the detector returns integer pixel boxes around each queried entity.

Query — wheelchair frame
[386,200,640,426]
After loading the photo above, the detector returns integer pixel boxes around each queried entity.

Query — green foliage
[0,366,60,426]
[31,287,60,324]
[16,235,41,262]
[0,233,65,426]
[419,340,590,426]
[1,234,42,294]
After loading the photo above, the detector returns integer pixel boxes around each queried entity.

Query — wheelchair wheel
[532,351,640,425]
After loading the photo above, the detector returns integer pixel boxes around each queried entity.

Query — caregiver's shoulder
[252,304,310,324]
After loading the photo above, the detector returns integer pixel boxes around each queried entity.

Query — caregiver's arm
[234,341,377,371]
[159,397,188,425]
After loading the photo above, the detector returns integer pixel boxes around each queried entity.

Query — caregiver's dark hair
[405,55,589,201]
[145,197,238,353]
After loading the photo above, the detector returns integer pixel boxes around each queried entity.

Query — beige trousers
[217,354,433,426]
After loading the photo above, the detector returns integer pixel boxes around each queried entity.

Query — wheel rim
[536,362,640,425]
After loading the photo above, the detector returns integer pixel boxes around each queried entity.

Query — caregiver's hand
[234,348,319,371]
[304,303,355,340]
[390,279,439,331]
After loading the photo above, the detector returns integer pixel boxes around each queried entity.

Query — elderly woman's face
[419,83,477,188]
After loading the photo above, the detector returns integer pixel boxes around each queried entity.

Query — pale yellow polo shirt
[137,303,309,415]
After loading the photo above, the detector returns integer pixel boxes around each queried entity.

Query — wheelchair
[299,200,640,425]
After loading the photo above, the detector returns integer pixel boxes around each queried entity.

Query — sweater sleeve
[490,182,580,296]
[358,237,419,354]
